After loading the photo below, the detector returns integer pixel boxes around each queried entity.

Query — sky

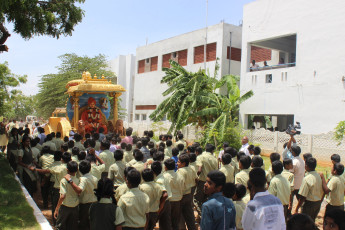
[1,0,255,96]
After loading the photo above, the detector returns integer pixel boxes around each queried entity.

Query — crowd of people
[2,119,345,230]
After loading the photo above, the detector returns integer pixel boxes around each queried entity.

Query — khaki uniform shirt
[234,200,246,230]
[39,154,54,176]
[31,147,40,163]
[164,147,172,158]
[79,173,97,204]
[99,150,115,172]
[52,138,64,152]
[95,141,101,151]
[50,163,67,189]
[163,170,184,201]
[155,173,171,199]
[126,159,137,167]
[118,187,150,228]
[133,161,145,173]
[123,151,134,164]
[189,162,198,175]
[60,175,80,207]
[196,152,218,181]
[282,169,294,191]
[71,155,79,163]
[177,166,197,195]
[268,174,291,205]
[50,161,62,182]
[108,161,126,186]
[219,164,235,183]
[299,171,323,201]
[235,169,250,188]
[231,158,240,175]
[99,198,125,226]
[139,181,163,212]
[175,140,186,149]
[42,140,57,152]
[326,175,345,206]
[74,141,85,151]
[266,167,274,183]
[115,184,129,202]
[90,163,105,181]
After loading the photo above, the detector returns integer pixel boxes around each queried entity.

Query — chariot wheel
[44,124,52,134]
[57,119,72,137]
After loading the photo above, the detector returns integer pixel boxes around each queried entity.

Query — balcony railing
[250,62,296,72]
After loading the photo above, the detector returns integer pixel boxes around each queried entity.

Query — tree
[149,60,216,134]
[0,0,85,51]
[3,91,35,120]
[35,53,117,118]
[0,62,27,114]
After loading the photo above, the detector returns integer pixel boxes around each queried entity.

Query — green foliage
[334,120,345,144]
[35,53,117,118]
[4,91,35,120]
[150,121,168,135]
[0,0,85,39]
[0,62,27,115]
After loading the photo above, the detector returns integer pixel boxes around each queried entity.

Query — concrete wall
[133,22,242,123]
[240,0,345,134]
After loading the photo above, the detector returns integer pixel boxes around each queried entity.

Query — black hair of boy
[79,160,91,175]
[74,134,82,142]
[187,145,195,153]
[78,151,86,161]
[63,136,69,142]
[147,131,154,138]
[124,167,135,178]
[270,152,280,163]
[195,147,203,155]
[85,133,91,139]
[86,154,96,163]
[324,209,345,230]
[306,157,317,171]
[237,151,246,161]
[272,161,284,175]
[303,153,313,161]
[56,132,61,138]
[42,146,51,155]
[253,146,261,155]
[158,146,165,152]
[149,148,156,157]
[177,144,184,151]
[125,144,132,151]
[159,142,166,149]
[101,140,110,149]
[142,168,154,182]
[207,170,226,188]
[249,167,266,188]
[205,143,215,153]
[54,151,62,161]
[189,152,197,163]
[153,151,164,161]
[114,149,124,161]
[68,140,75,148]
[164,159,176,171]
[179,154,190,166]
[30,139,37,147]
[248,145,254,152]
[235,184,247,200]
[252,155,263,168]
[93,133,100,140]
[283,158,293,167]
[151,161,162,175]
[172,147,179,157]
[72,146,80,155]
[67,161,78,173]
[88,139,96,148]
[166,139,172,147]
[62,152,72,163]
[178,133,183,140]
[120,142,127,150]
[134,150,144,161]
[333,163,344,176]
[291,146,301,156]
[126,129,132,137]
[224,147,238,159]
[148,141,155,149]
[141,137,149,146]
[221,153,232,165]
[286,213,317,230]
[136,141,143,149]
[223,182,236,198]
[331,154,341,163]
[127,169,141,187]
[239,155,251,169]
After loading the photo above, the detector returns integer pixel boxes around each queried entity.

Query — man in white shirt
[289,145,305,211]
[239,136,250,156]
[242,168,286,230]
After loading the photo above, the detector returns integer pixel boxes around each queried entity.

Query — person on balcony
[250,60,259,71]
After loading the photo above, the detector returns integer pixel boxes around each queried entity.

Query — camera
[286,122,301,135]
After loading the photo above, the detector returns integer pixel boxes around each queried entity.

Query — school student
[171,147,179,171]
[108,149,126,188]
[132,150,145,173]
[163,159,184,230]
[251,155,264,168]
[39,146,54,208]
[235,155,252,188]
[177,154,197,230]
[54,161,80,230]
[139,169,167,230]
[219,153,235,183]
[282,158,294,213]
[268,161,291,219]
[295,157,323,221]
[118,169,150,230]
[123,144,134,164]
[224,147,240,175]
[99,140,114,178]
[164,139,173,158]
[86,148,105,181]
[232,184,247,230]
[253,146,265,170]
[89,178,125,230]
[320,163,345,213]
[152,161,172,230]
[114,167,134,202]
[266,152,281,184]
[65,160,97,230]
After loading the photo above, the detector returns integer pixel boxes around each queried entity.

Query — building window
[135,114,140,120]
[194,42,217,64]
[145,58,150,63]
[266,74,272,83]
[142,114,147,121]
[227,47,241,61]
[162,49,188,69]
[138,56,158,74]
[172,52,177,58]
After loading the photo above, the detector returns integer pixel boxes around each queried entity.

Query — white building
[239,0,345,134]
[132,22,242,123]
[108,54,136,122]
